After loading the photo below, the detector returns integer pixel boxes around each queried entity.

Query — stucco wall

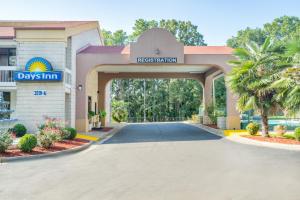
[76,28,241,131]
[69,29,102,128]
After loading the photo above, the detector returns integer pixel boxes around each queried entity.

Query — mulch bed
[0,138,89,158]
[242,135,300,145]
[91,127,113,132]
[204,124,219,129]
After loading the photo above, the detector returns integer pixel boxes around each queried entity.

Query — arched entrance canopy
[76,28,240,132]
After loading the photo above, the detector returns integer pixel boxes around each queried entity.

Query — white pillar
[104,81,112,126]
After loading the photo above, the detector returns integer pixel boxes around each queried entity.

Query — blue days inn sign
[14,57,62,81]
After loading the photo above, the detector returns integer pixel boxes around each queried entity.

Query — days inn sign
[14,57,62,81]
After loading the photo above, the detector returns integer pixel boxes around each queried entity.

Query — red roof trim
[78,45,233,55]
[14,27,66,30]
[184,46,233,55]
[79,46,130,54]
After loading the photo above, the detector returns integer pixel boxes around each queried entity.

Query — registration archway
[76,28,240,132]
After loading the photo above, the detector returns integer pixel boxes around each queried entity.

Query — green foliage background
[111,79,203,122]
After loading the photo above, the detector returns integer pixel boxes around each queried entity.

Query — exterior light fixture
[77,84,83,91]
[154,48,160,55]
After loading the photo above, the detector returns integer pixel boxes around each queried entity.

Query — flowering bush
[37,131,57,149]
[37,117,71,148]
[38,117,70,141]
[38,116,65,130]
[273,125,286,136]
[0,131,13,152]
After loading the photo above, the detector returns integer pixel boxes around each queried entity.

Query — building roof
[0,21,99,39]
[79,45,233,55]
[184,46,233,54]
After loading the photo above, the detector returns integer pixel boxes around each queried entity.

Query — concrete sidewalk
[76,123,126,142]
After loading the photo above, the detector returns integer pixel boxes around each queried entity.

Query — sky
[1,0,300,45]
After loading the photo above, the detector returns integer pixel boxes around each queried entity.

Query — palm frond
[233,48,251,60]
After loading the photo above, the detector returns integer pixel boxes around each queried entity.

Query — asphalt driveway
[1,123,300,200]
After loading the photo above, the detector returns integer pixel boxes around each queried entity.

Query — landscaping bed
[204,124,219,129]
[242,135,300,145]
[0,138,89,158]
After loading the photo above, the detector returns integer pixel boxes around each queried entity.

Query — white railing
[0,66,16,87]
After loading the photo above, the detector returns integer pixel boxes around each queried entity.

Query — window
[0,70,14,82]
[3,92,10,110]
[0,48,16,66]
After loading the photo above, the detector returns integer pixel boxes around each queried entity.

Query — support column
[104,81,112,126]
[203,75,213,124]
[98,72,111,127]
[204,68,241,129]
[226,88,241,129]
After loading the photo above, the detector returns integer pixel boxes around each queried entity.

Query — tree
[227,16,300,48]
[227,28,266,48]
[111,100,128,123]
[130,19,206,46]
[102,29,128,46]
[227,38,291,137]
[213,76,226,114]
[129,19,159,42]
[111,79,203,122]
[271,37,300,114]
[264,16,300,42]
[102,19,206,46]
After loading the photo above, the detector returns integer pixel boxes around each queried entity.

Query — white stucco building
[0,21,103,131]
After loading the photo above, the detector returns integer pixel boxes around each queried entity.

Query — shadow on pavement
[103,123,222,144]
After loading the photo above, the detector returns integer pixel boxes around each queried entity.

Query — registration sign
[137,57,177,63]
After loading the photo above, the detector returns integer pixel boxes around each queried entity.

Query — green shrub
[99,110,107,119]
[206,104,217,124]
[64,127,77,140]
[61,128,71,140]
[18,134,37,152]
[246,122,260,135]
[12,124,27,137]
[0,132,13,153]
[283,133,295,140]
[111,100,128,123]
[294,127,300,141]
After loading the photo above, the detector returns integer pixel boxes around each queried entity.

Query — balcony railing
[0,66,16,87]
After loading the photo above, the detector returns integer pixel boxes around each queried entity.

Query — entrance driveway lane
[103,123,221,144]
[0,123,300,200]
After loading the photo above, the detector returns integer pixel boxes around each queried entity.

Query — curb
[186,122,224,137]
[97,124,127,144]
[0,124,127,163]
[188,123,300,151]
[0,140,94,163]
[227,135,300,151]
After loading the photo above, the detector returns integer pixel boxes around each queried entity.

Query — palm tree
[227,38,291,137]
[271,37,300,114]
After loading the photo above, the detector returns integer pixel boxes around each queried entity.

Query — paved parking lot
[1,123,300,200]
